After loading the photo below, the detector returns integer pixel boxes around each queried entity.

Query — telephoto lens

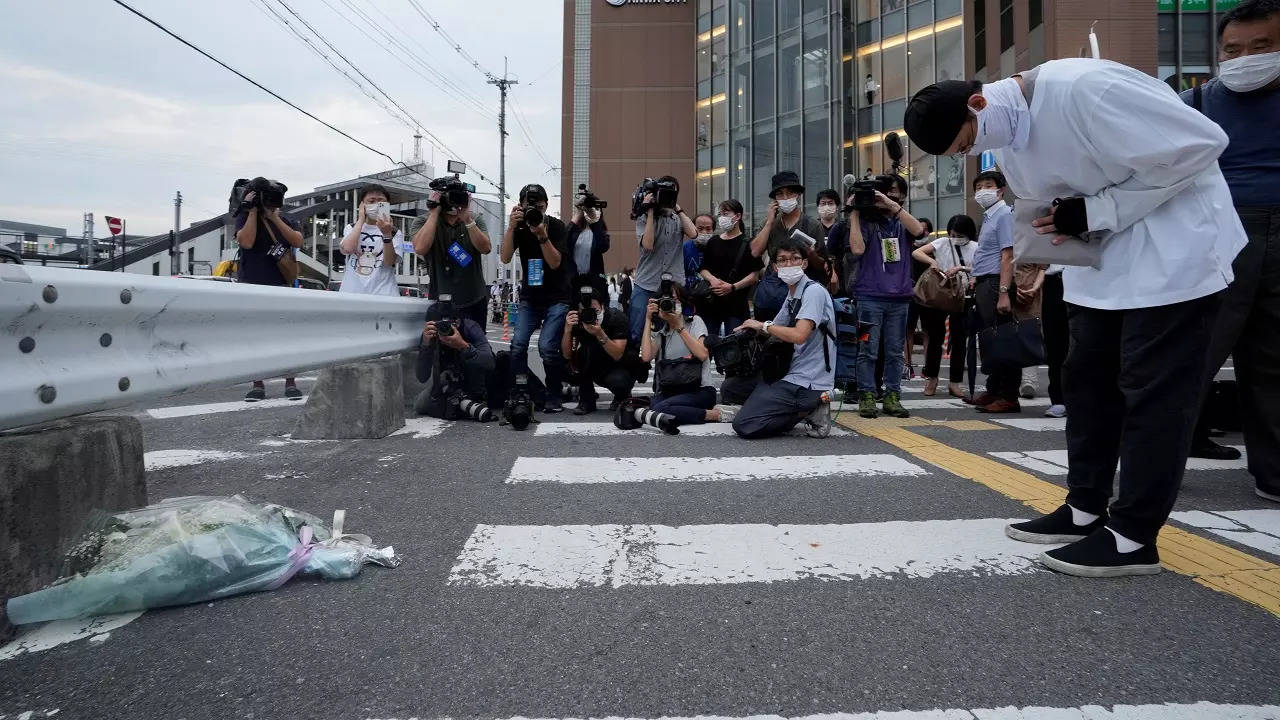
[523,205,544,227]
[436,320,455,337]
[657,296,677,314]
[458,398,496,423]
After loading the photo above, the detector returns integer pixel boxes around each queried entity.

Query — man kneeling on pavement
[415,297,500,421]
[562,274,636,415]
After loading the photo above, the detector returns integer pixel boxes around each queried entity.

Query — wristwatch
[762,320,774,335]
[999,284,1010,293]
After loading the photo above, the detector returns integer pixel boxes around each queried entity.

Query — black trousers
[1063,293,1221,545]
[920,306,968,383]
[974,275,1020,401]
[571,348,635,405]
[1041,272,1069,406]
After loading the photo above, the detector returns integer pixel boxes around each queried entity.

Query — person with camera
[698,199,761,336]
[843,173,925,419]
[911,214,978,398]
[566,187,611,283]
[632,176,698,343]
[414,297,499,422]
[410,178,491,328]
[731,238,838,440]
[501,183,572,413]
[338,184,401,297]
[233,177,305,402]
[749,171,830,322]
[561,275,634,415]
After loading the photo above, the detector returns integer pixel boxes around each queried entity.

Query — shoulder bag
[912,241,966,313]
[656,330,705,396]
[261,217,299,286]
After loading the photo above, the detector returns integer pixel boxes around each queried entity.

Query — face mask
[366,201,390,222]
[949,233,970,244]
[777,265,806,285]
[778,197,799,214]
[1218,51,1280,93]
[974,189,1001,209]
[717,215,737,231]
[968,77,1031,155]
[817,204,838,220]
[694,233,712,246]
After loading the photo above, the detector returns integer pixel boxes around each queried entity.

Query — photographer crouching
[561,275,634,415]
[415,295,499,422]
[732,238,838,439]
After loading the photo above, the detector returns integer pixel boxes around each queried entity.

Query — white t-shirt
[929,236,977,272]
[340,224,401,297]
[655,314,715,391]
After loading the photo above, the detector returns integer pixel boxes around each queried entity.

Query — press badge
[527,258,544,286]
[882,236,901,263]
[448,241,472,267]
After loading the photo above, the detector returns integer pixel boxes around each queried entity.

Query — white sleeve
[1080,77,1229,235]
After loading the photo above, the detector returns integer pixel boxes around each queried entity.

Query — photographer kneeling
[415,296,499,422]
[562,275,634,415]
[732,238,837,439]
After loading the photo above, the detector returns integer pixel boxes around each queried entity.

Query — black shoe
[573,401,597,416]
[1257,486,1280,503]
[1005,504,1108,544]
[542,398,564,414]
[284,384,303,400]
[1039,527,1162,578]
[244,386,266,402]
[1188,439,1242,461]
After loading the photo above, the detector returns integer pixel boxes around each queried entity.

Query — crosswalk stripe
[506,454,925,484]
[1171,510,1280,558]
[448,518,1044,588]
[991,448,1248,475]
[146,396,306,419]
[533,422,850,437]
[990,417,1066,432]
[143,449,250,471]
[376,704,1280,720]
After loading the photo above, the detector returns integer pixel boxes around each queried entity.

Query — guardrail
[0,265,426,432]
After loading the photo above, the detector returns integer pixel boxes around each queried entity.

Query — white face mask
[365,201,390,222]
[1218,50,1280,93]
[967,77,1031,155]
[777,265,806,285]
[694,233,712,246]
[817,204,838,220]
[777,197,800,214]
[974,189,1001,209]
[948,233,970,244]
[717,214,737,231]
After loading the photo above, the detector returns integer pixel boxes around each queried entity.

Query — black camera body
[576,183,607,211]
[427,176,474,212]
[577,286,598,326]
[707,330,765,378]
[434,295,457,338]
[630,177,678,219]
[520,205,545,229]
[650,272,677,331]
[229,177,288,215]
[503,373,535,431]
[846,175,896,215]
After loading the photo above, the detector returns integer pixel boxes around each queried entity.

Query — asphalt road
[1,344,1277,720]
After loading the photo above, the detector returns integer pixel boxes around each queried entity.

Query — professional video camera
[576,284,598,326]
[706,329,765,378]
[630,177,678,219]
[427,176,474,213]
[650,272,677,331]
[502,373,535,431]
[844,131,905,216]
[229,177,288,215]
[575,183,607,211]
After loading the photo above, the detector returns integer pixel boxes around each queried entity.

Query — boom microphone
[841,173,858,190]
[884,132,904,165]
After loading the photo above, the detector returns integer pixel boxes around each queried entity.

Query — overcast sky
[0,0,562,238]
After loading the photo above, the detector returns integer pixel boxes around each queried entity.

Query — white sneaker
[804,397,832,439]
[713,404,740,423]
[1019,368,1038,399]
[1044,404,1067,418]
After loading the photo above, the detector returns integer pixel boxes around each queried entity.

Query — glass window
[907,28,934,97]
[711,95,726,147]
[754,45,775,117]
[698,146,711,168]
[881,43,906,102]
[974,0,987,73]
[935,0,961,20]
[712,35,727,77]
[733,131,752,203]
[1182,13,1212,67]
[1158,14,1176,67]
[698,44,712,81]
[712,169,728,212]
[999,0,1013,52]
[858,45,880,107]
[753,0,774,41]
[699,12,712,34]
[803,0,827,24]
[804,110,831,197]
[883,98,906,129]
[908,0,933,30]
[779,30,802,114]
[908,143,934,201]
[859,138,884,176]
[803,22,831,106]
[779,113,803,176]
[713,72,727,95]
[732,0,750,49]
[882,0,905,13]
[857,19,879,46]
[935,26,962,83]
[698,175,712,216]
[732,55,751,126]
[856,105,880,136]
[712,5,727,27]
[1028,0,1042,30]
[882,9,905,37]
[712,142,727,168]
[699,109,711,150]
[698,78,712,98]
[938,154,964,196]
[938,195,965,231]
[857,0,880,20]
[780,0,802,30]
[752,123,776,223]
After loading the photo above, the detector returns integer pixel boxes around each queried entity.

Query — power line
[508,96,558,173]
[403,0,501,82]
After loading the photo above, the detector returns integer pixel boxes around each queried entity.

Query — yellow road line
[838,413,1280,618]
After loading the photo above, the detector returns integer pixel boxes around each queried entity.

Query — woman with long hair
[696,199,760,336]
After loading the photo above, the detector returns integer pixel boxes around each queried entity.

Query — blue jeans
[651,386,717,426]
[628,286,656,344]
[856,298,910,395]
[512,301,569,402]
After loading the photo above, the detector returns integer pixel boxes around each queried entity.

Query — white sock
[1107,527,1144,553]
[1069,505,1100,526]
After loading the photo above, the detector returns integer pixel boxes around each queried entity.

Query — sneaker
[284,384,303,400]
[858,392,879,418]
[542,398,564,414]
[1006,504,1109,544]
[1019,369,1038,399]
[1188,439,1242,461]
[244,386,266,402]
[1038,527,1162,578]
[977,398,1021,413]
[573,401,597,416]
[713,404,740,423]
[1257,487,1280,503]
[804,397,832,438]
[882,391,910,418]
[1044,404,1067,418]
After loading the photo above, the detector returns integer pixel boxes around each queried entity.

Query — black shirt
[699,233,761,318]
[573,306,630,366]
[515,216,570,307]
[234,212,302,287]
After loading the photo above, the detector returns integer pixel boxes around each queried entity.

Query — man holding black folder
[904,58,1246,578]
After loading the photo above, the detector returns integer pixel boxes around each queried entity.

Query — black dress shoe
[573,402,597,416]
[1005,504,1108,544]
[1188,439,1242,461]
[1039,527,1161,578]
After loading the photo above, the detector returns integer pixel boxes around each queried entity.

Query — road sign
[979,151,997,171]
[106,216,124,236]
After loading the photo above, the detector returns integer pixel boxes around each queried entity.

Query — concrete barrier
[399,351,425,410]
[0,416,147,641]
[293,357,406,439]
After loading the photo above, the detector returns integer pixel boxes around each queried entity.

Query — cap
[903,80,980,155]
[519,184,548,202]
[768,171,804,198]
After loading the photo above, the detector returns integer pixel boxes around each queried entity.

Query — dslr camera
[502,373,535,431]
[576,284,598,326]
[229,177,288,215]
[427,176,474,212]
[630,177,678,219]
[707,329,765,378]
[650,272,677,331]
[518,183,548,229]
[575,183,607,211]
[434,295,457,338]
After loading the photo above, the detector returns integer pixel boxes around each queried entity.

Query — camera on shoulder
[575,183,607,211]
[427,176,474,213]
[630,177,678,219]
[229,177,288,215]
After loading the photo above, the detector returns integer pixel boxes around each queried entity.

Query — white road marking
[506,454,925,484]
[899,397,1051,410]
[448,518,1047,588]
[143,449,250,471]
[0,612,143,662]
[365,704,1280,720]
[1171,509,1280,557]
[991,417,1066,432]
[533,422,849,438]
[991,447,1248,476]
[390,417,451,439]
[146,397,306,419]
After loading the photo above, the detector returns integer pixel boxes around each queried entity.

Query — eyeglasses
[774,255,805,267]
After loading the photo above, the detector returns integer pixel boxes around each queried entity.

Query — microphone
[841,173,858,189]
[885,131,904,165]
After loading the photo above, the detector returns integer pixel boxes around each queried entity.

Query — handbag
[688,277,714,301]
[978,316,1046,370]
[912,241,967,313]
[656,332,704,395]
[261,218,299,286]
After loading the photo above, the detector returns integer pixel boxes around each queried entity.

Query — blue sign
[447,241,473,267]
[979,151,997,171]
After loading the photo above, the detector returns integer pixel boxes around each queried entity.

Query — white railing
[0,265,427,431]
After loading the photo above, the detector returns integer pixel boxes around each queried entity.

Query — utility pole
[172,191,183,275]
[82,213,93,267]
[488,57,517,283]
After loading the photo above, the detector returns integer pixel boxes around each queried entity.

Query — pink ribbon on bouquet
[266,525,318,590]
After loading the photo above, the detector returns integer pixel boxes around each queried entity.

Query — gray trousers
[1199,207,1280,491]
[732,380,823,439]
